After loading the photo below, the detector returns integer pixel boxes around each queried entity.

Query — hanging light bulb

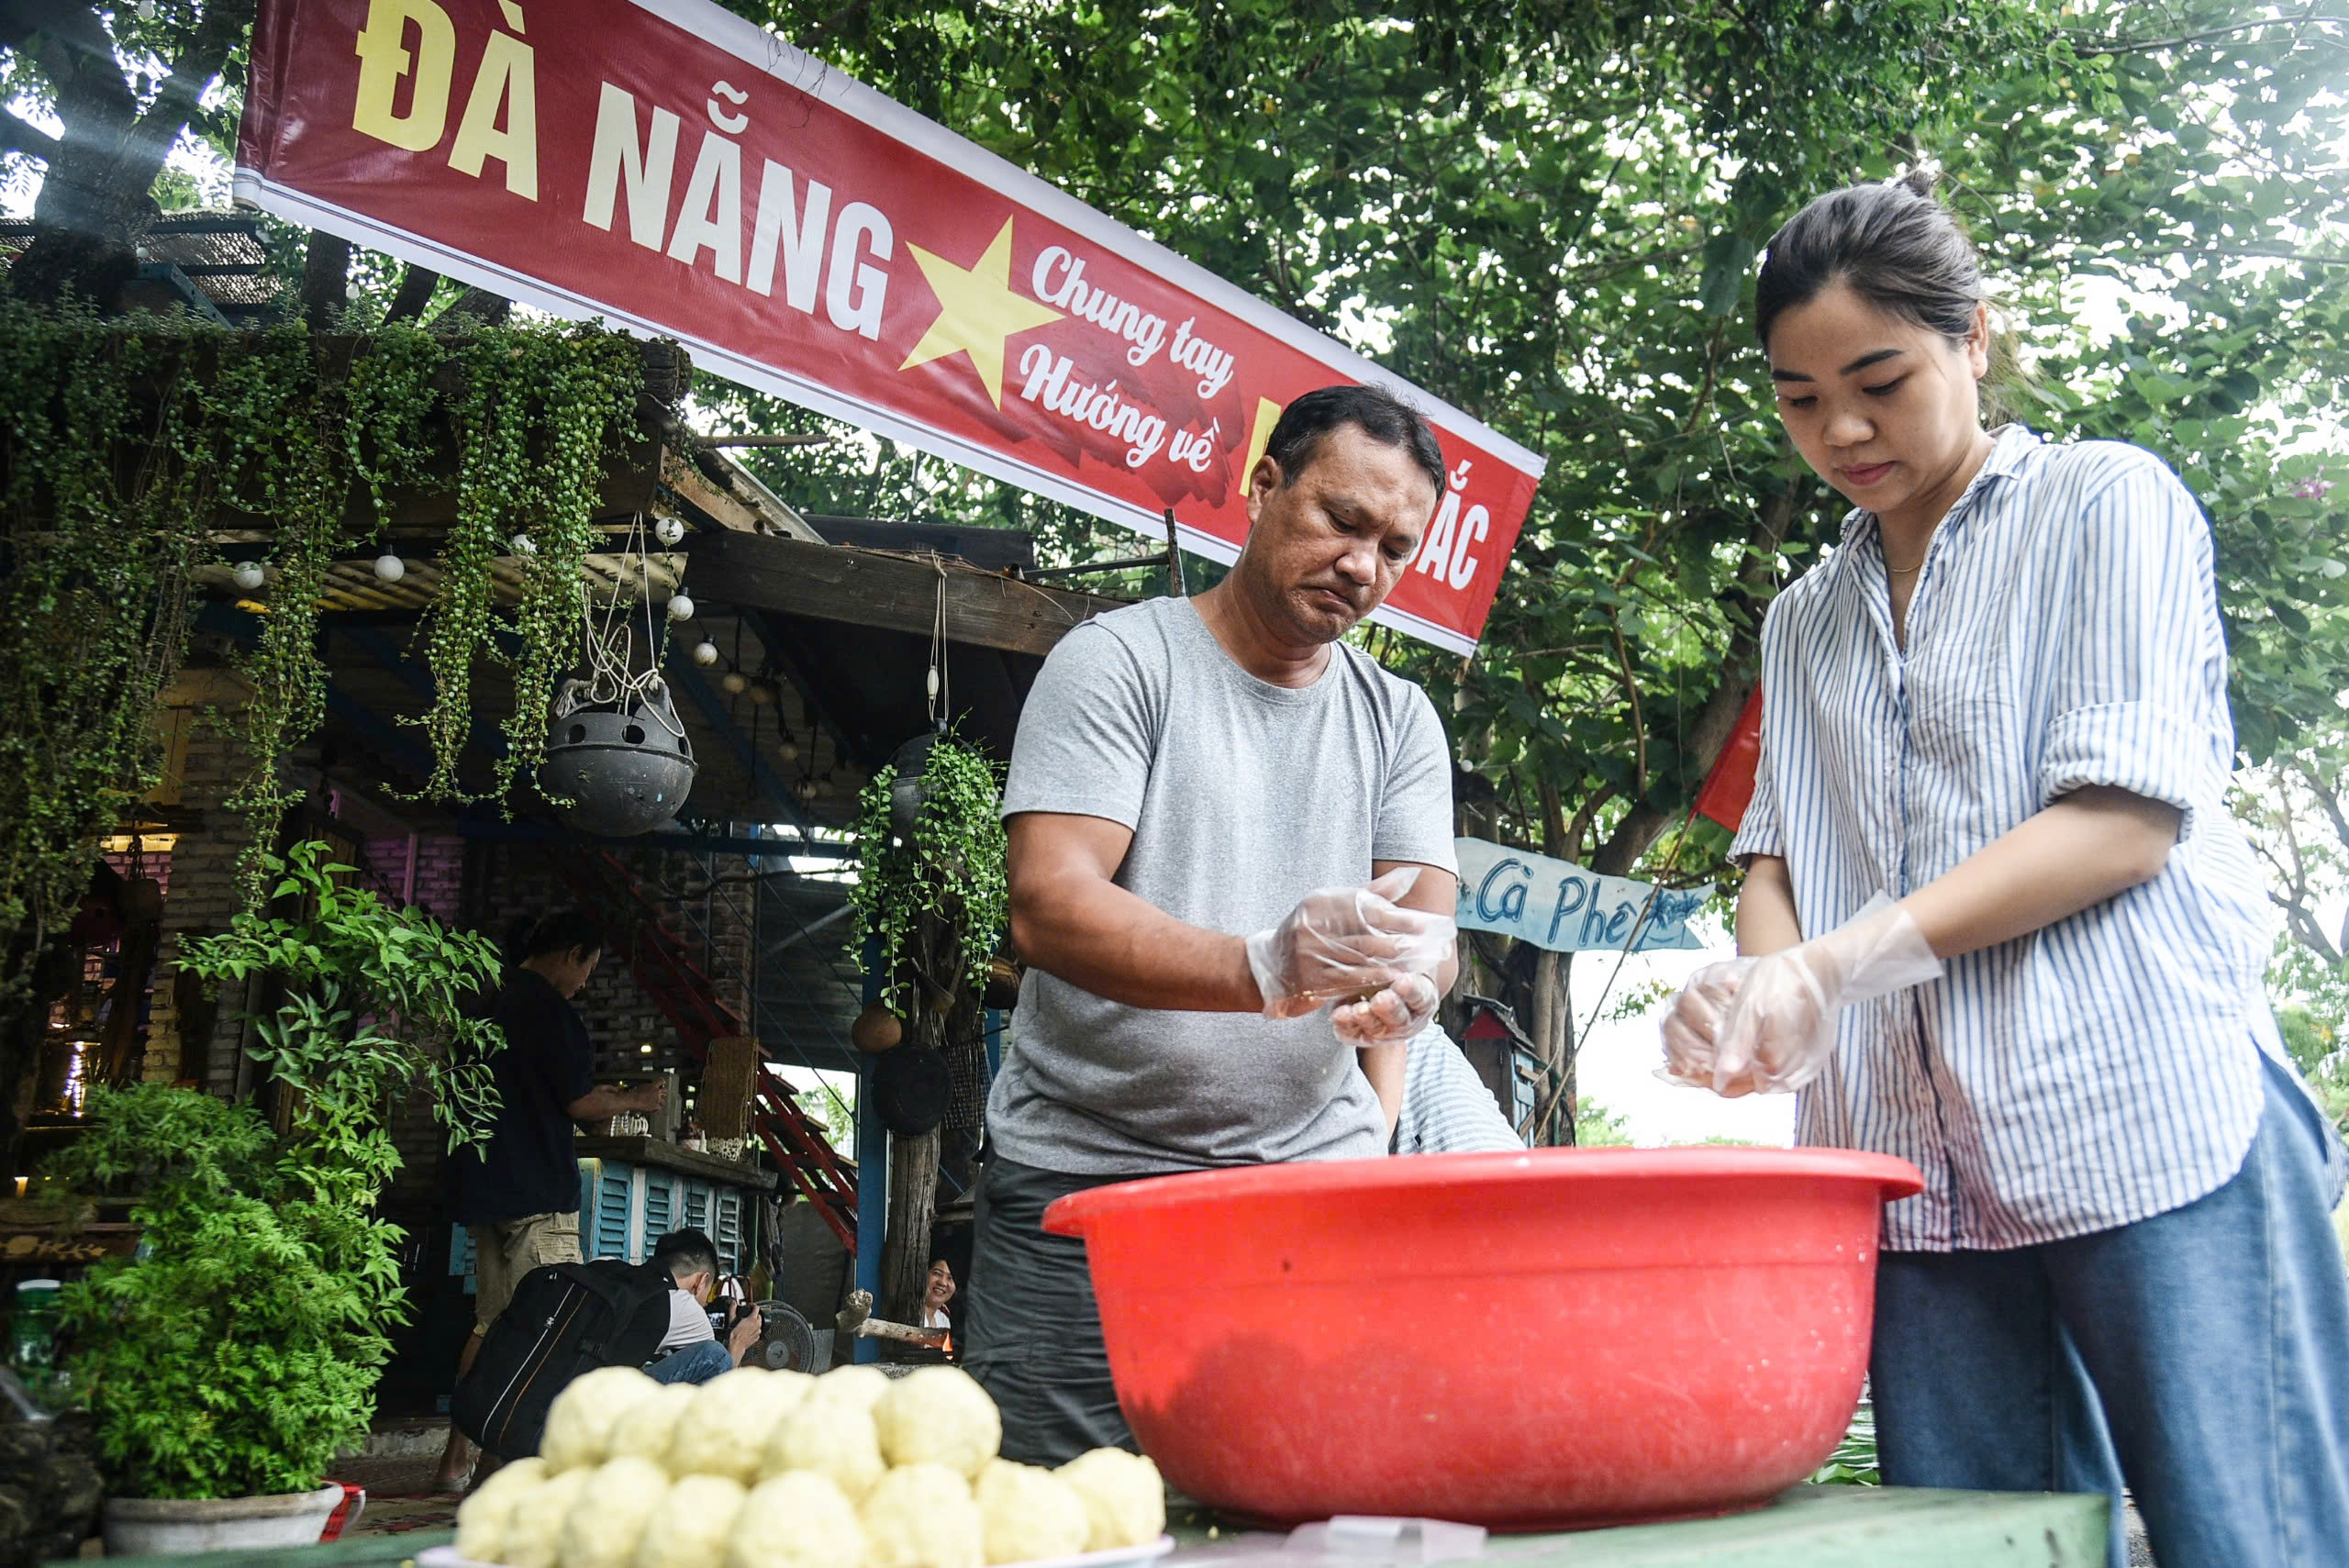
[373,553,406,583]
[779,739,799,762]
[509,532,537,557]
[666,592,695,621]
[691,640,720,666]
[231,562,266,592]
[655,517,686,547]
[720,672,748,695]
[748,681,774,707]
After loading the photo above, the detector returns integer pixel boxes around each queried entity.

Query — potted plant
[849,732,1008,1327]
[43,840,505,1552]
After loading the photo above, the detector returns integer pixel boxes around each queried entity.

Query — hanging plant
[0,304,216,999]
[850,734,1010,1018]
[414,324,644,801]
[221,324,443,895]
[0,302,661,968]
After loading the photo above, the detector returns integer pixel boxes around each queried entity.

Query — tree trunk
[882,1128,941,1326]
[298,231,351,330]
[8,4,247,307]
[877,906,967,1326]
[384,264,443,325]
[1527,949,1574,1144]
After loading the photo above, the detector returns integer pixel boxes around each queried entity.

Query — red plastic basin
[1042,1145,1921,1531]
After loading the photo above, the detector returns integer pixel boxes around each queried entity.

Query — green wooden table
[89,1486,2106,1568]
[1167,1486,2107,1568]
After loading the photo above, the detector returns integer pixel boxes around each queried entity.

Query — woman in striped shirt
[1659,172,2349,1567]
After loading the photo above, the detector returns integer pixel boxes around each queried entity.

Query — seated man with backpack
[452,1227,763,1467]
[646,1227,763,1385]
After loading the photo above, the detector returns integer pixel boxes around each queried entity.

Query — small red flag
[1693,684,1763,833]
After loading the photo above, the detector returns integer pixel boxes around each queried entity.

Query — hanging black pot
[874,1044,949,1137]
[885,732,938,840]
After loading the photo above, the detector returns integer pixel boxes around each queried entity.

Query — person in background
[1659,171,2349,1568]
[920,1258,957,1332]
[432,908,668,1494]
[1393,1023,1524,1155]
[646,1227,763,1385]
[965,384,1461,1465]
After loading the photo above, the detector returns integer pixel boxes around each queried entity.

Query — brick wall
[384,839,762,1213]
[145,685,300,1102]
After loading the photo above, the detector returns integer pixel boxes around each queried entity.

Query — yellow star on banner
[899,218,1063,407]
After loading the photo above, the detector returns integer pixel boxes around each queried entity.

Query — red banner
[1693,684,1764,833]
[234,0,1543,652]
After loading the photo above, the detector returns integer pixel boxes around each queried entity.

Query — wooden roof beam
[683,531,1119,660]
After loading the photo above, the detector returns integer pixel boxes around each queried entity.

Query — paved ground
[333,1420,462,1539]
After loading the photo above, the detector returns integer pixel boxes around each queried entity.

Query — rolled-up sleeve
[1731,607,1788,865]
[2036,450,2232,835]
[1729,724,1786,864]
[1374,690,1460,875]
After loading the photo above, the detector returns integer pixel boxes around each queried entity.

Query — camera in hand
[707,1298,760,1339]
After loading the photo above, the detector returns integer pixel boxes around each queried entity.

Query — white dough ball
[807,1364,889,1411]
[666,1367,813,1483]
[860,1463,983,1568]
[631,1474,749,1568]
[501,1465,595,1568]
[1056,1448,1165,1551]
[542,1366,660,1473]
[726,1471,868,1568]
[760,1387,885,1498]
[453,1457,549,1562]
[558,1456,670,1568]
[606,1381,698,1472]
[974,1460,1090,1566]
[873,1366,1000,1478]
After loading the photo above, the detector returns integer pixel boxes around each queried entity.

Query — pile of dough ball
[454,1363,1164,1568]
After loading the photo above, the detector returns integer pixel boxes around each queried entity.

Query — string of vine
[0,302,658,977]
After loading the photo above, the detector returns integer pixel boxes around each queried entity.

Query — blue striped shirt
[1394,1026,1526,1155]
[1731,426,2314,1250]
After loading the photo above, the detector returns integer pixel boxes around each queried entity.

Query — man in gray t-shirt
[963,385,1462,1465]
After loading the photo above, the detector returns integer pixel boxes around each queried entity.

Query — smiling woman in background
[1658,171,2349,1568]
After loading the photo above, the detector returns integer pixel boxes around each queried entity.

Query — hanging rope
[927,551,952,734]
[558,512,686,738]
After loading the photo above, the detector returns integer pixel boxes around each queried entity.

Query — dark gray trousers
[961,1155,1141,1466]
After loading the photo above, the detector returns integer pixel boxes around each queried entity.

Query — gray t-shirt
[989,595,1457,1174]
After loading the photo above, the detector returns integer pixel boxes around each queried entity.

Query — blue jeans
[646,1340,734,1385]
[1870,1052,2349,1568]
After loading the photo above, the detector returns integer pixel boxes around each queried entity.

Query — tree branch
[2291,757,2349,857]
[2068,14,2349,56]
[384,264,442,325]
[0,0,88,57]
[0,106,61,162]
[119,0,250,183]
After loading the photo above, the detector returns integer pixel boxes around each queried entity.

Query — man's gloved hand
[1656,896,1943,1098]
[1245,867,1455,1022]
[1332,971,1442,1046]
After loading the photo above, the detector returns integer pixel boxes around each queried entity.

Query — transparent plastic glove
[1244,867,1456,1021]
[1655,955,1759,1091]
[1708,895,1944,1097]
[1332,971,1442,1046]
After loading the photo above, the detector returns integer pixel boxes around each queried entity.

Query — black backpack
[451,1258,673,1459]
